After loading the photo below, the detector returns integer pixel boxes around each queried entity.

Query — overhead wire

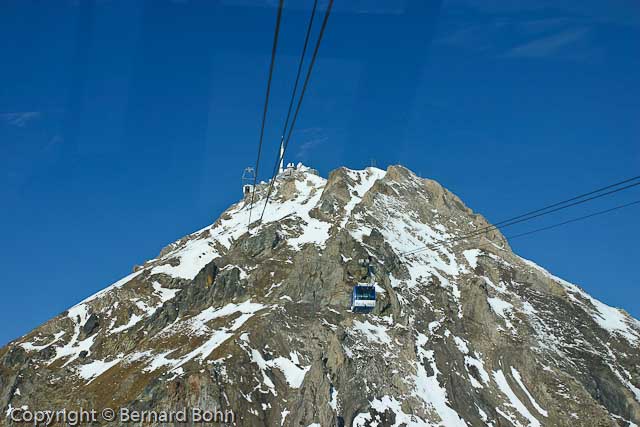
[402,181,640,256]
[276,0,318,167]
[404,176,640,255]
[506,200,640,240]
[254,0,318,225]
[480,174,640,229]
[400,177,640,257]
[248,0,285,228]
[258,0,334,224]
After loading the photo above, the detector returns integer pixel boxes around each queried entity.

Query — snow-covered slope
[2,164,639,427]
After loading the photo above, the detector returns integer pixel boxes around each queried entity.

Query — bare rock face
[2,164,639,427]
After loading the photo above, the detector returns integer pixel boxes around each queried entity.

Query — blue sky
[1,0,638,346]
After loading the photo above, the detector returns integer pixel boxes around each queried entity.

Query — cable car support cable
[247,0,285,229]
[401,178,640,257]
[257,0,318,223]
[505,199,640,240]
[258,0,334,224]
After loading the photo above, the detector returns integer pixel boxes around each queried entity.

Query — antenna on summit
[278,138,285,175]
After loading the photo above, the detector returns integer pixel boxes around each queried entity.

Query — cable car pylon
[242,167,256,198]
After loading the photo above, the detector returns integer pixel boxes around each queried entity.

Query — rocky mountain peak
[2,164,639,426]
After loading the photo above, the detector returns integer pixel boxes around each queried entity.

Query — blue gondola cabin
[351,284,376,313]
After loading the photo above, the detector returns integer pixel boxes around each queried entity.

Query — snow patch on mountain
[494,368,542,427]
[20,331,65,352]
[341,167,386,227]
[265,352,310,389]
[145,169,332,281]
[414,333,468,427]
[110,313,144,334]
[511,367,548,417]
[463,249,481,269]
[77,358,122,383]
[519,256,639,345]
[487,297,515,331]
[354,395,423,427]
[152,239,219,280]
[108,282,181,334]
[141,301,267,373]
[351,320,393,346]
[465,353,490,388]
[48,305,95,366]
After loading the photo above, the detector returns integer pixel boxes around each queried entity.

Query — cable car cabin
[351,284,376,313]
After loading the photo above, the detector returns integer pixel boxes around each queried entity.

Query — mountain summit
[2,164,639,426]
